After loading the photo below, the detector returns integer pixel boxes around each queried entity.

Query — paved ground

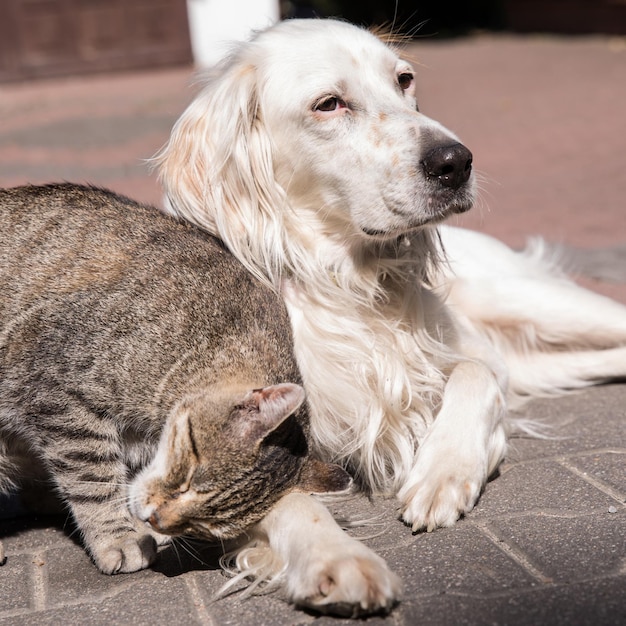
[0,30,625,625]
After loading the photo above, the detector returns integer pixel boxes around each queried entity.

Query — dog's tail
[526,238,626,283]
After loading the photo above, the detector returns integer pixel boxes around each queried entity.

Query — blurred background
[0,1,625,304]
[1,0,625,82]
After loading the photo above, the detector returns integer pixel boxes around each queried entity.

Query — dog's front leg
[399,346,507,532]
[252,492,401,616]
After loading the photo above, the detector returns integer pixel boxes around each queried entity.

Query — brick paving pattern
[0,33,625,625]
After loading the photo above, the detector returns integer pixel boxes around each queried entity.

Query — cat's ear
[168,410,197,463]
[297,458,353,494]
[151,406,197,479]
[229,383,305,445]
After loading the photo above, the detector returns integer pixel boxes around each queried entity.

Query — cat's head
[128,383,350,539]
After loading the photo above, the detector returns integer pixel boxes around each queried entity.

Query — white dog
[157,18,626,616]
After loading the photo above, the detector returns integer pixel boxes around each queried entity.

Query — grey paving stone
[0,554,32,613]
[507,386,626,463]
[566,451,626,500]
[0,516,68,553]
[472,460,618,519]
[198,574,310,626]
[488,511,626,584]
[150,539,226,578]
[384,523,537,597]
[45,543,153,606]
[313,612,392,626]
[0,577,198,626]
[324,494,414,553]
[399,575,626,626]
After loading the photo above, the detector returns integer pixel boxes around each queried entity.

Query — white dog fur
[157,18,626,616]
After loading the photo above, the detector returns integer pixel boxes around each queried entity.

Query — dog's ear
[156,51,287,288]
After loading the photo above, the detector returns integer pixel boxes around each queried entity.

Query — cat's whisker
[63,517,83,541]
[171,536,210,567]
[163,536,185,570]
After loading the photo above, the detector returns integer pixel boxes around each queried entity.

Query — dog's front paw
[90,532,158,574]
[286,541,401,617]
[399,423,506,532]
[399,470,483,532]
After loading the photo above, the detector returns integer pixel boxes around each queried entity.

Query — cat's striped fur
[0,183,349,573]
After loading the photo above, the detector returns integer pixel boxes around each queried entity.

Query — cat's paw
[91,533,158,574]
[286,543,401,617]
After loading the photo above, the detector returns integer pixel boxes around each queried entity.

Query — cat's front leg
[63,478,161,574]
[46,419,160,574]
[247,492,401,617]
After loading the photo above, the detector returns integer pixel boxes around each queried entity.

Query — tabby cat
[0,184,349,573]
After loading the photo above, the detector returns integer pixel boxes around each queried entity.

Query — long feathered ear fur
[157,29,443,306]
[156,45,289,290]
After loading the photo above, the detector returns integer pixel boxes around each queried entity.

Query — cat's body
[0,183,348,573]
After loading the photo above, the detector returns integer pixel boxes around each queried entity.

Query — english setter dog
[157,18,626,616]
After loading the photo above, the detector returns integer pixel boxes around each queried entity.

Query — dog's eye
[314,96,346,112]
[398,72,414,91]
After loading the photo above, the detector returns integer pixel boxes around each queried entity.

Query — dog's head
[158,19,474,284]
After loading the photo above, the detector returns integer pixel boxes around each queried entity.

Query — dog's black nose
[421,143,473,190]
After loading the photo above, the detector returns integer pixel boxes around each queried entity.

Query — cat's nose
[148,511,163,531]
